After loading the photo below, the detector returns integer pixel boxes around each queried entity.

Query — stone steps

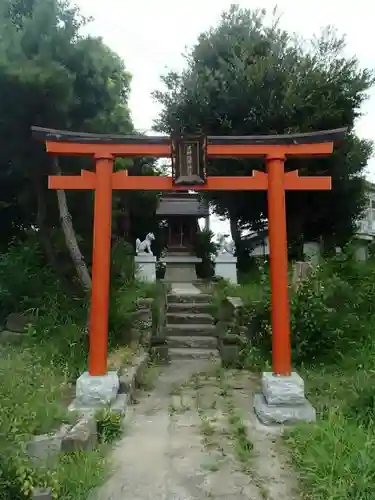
[169,347,219,360]
[167,302,212,314]
[166,312,213,325]
[162,286,217,359]
[166,336,218,349]
[167,293,212,304]
[165,323,216,336]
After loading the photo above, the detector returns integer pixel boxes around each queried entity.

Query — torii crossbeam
[32,126,346,378]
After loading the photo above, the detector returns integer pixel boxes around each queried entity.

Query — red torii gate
[32,126,346,378]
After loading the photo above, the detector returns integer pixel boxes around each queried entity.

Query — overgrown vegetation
[96,409,123,445]
[0,239,153,499]
[213,245,375,499]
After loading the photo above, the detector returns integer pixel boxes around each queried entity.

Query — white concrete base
[161,256,201,282]
[262,371,305,405]
[75,371,119,407]
[254,394,316,425]
[214,254,238,284]
[254,371,316,426]
[135,253,156,282]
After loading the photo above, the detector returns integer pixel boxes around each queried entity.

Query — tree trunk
[229,216,241,249]
[286,205,305,260]
[33,168,78,294]
[51,157,92,292]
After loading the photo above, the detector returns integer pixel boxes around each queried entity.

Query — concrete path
[95,361,300,500]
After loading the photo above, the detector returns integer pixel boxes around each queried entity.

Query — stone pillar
[253,372,316,425]
[135,254,156,282]
[303,241,320,266]
[214,254,238,284]
[291,261,313,291]
[355,244,368,261]
[136,297,154,344]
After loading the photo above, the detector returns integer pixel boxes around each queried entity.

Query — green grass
[0,281,155,499]
[56,450,109,500]
[0,347,72,437]
[285,335,375,500]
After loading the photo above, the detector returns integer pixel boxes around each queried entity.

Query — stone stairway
[165,284,219,360]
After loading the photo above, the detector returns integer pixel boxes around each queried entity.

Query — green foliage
[0,348,71,438]
[284,335,375,500]
[96,409,122,444]
[0,0,160,261]
[194,229,217,279]
[345,385,375,427]
[154,4,374,248]
[218,249,375,367]
[0,237,154,499]
[0,237,60,321]
[286,410,375,500]
[111,238,135,287]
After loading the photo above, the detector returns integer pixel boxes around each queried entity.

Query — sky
[75,0,375,235]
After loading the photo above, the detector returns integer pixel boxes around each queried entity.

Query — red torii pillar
[32,127,345,378]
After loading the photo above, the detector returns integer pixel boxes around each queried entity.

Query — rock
[26,434,62,466]
[0,329,23,343]
[61,416,97,452]
[32,488,52,500]
[6,312,32,333]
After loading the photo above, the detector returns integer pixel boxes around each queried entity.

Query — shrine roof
[156,193,209,217]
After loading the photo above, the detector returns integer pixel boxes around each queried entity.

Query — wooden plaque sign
[171,134,207,186]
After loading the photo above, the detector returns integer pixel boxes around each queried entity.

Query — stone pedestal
[161,255,201,282]
[253,371,316,425]
[214,254,238,284]
[74,371,119,408]
[135,253,156,282]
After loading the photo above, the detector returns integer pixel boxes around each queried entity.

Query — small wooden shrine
[156,191,209,281]
[157,191,209,252]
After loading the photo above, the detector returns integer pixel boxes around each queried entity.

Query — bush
[194,229,218,279]
[0,238,60,322]
[0,237,156,500]
[96,409,123,444]
[219,251,375,367]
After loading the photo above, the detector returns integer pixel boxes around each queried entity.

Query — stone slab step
[165,323,216,336]
[167,336,218,349]
[167,293,212,304]
[166,312,213,325]
[167,302,213,314]
[169,348,219,360]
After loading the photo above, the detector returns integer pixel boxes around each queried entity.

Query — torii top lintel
[32,126,347,159]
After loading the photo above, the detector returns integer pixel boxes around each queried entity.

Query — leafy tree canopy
[0,0,159,273]
[154,5,374,250]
